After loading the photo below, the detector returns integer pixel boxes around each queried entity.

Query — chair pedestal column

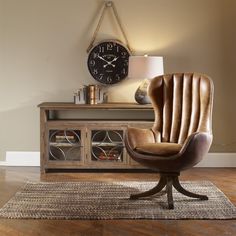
[130,173,208,209]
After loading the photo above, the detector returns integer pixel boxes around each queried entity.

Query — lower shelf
[44,166,151,173]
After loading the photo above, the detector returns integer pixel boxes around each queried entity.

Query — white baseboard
[0,152,40,166]
[196,153,236,167]
[0,152,235,167]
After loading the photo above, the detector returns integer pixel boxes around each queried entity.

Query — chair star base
[130,173,208,210]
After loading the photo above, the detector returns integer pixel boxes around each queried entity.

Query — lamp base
[134,79,151,104]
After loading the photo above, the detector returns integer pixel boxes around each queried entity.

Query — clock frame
[87,40,130,85]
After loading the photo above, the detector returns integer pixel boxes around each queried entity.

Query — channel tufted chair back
[149,73,213,144]
[125,73,214,209]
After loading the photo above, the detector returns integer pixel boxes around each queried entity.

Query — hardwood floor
[0,167,235,236]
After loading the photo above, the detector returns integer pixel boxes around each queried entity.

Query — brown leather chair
[125,73,214,209]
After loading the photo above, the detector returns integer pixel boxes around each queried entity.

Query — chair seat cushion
[135,142,182,156]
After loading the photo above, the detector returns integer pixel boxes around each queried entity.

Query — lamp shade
[128,56,164,79]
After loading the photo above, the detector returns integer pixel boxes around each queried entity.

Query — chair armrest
[125,127,155,150]
[178,132,213,169]
[125,130,213,172]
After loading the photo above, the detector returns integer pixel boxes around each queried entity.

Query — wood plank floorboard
[0,167,235,236]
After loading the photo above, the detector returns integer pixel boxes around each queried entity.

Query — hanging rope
[87,1,132,53]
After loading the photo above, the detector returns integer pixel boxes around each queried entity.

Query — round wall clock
[87,40,130,85]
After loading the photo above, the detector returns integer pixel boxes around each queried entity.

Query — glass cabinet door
[48,129,83,162]
[90,129,125,163]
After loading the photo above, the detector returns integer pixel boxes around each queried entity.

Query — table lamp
[128,55,164,104]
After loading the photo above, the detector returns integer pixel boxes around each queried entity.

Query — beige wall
[0,0,235,161]
[221,0,236,152]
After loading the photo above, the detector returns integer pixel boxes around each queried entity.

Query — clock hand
[98,55,115,67]
[103,57,119,68]
[104,63,115,68]
[110,57,119,63]
[108,57,119,65]
[98,55,110,64]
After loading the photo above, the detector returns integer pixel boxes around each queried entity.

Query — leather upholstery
[135,142,182,156]
[149,73,213,143]
[125,73,214,172]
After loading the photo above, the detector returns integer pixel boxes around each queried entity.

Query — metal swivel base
[130,173,208,209]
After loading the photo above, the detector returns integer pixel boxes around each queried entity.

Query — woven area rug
[0,181,236,220]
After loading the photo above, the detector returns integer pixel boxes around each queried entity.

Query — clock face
[87,41,130,84]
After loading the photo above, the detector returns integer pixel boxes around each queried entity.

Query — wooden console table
[38,102,154,173]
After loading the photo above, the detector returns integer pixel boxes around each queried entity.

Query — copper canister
[88,85,97,104]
